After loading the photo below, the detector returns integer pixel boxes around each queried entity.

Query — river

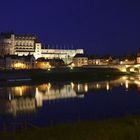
[0,75,140,131]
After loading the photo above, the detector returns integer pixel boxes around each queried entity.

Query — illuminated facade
[73,54,88,67]
[4,55,35,69]
[136,53,140,64]
[0,32,84,64]
[36,58,65,69]
[36,61,51,69]
[120,59,135,65]
[88,57,118,65]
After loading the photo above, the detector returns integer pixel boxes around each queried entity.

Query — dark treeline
[88,52,138,60]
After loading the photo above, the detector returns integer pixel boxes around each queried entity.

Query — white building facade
[0,32,84,64]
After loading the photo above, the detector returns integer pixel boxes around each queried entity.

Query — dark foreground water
[0,75,140,131]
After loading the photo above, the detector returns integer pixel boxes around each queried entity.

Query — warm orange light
[106,83,110,91]
[12,62,27,69]
[11,86,27,96]
[36,62,51,69]
[71,82,74,89]
[125,80,129,89]
[37,84,52,93]
[84,84,88,92]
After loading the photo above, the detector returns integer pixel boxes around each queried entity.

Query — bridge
[111,64,140,73]
[86,64,140,73]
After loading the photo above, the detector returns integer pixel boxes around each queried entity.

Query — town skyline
[0,31,139,58]
[0,0,140,56]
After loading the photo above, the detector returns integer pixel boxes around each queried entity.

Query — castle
[0,32,84,64]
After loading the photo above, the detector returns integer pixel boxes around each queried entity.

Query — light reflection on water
[0,76,140,116]
[0,75,140,130]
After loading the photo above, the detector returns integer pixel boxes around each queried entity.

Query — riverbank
[0,67,129,81]
[1,115,140,140]
[31,67,129,82]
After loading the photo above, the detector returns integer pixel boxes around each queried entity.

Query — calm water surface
[0,76,140,131]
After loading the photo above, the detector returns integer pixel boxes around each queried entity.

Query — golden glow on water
[125,80,129,89]
[96,83,99,89]
[78,84,80,91]
[8,76,140,100]
[35,88,43,107]
[8,94,11,100]
[71,82,74,89]
[37,83,52,93]
[11,86,29,96]
[106,83,110,91]
[48,83,51,91]
[84,84,88,92]
[3,75,140,116]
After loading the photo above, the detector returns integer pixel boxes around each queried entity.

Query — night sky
[0,0,140,56]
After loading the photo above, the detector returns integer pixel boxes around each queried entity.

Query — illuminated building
[88,59,101,65]
[0,32,39,56]
[88,57,118,65]
[119,59,135,65]
[0,32,84,64]
[136,53,140,64]
[73,54,88,67]
[2,55,35,69]
[36,58,51,69]
[36,58,65,69]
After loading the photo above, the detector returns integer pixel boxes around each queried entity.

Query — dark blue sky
[0,0,140,56]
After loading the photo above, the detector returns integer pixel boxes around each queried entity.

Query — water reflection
[0,75,140,116]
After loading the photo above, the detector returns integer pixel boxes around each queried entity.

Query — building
[137,57,140,64]
[36,58,51,69]
[0,55,35,69]
[88,57,119,65]
[136,53,140,64]
[36,57,65,69]
[41,48,84,64]
[119,59,135,65]
[88,59,102,65]
[0,32,39,56]
[73,54,88,67]
[0,32,84,64]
